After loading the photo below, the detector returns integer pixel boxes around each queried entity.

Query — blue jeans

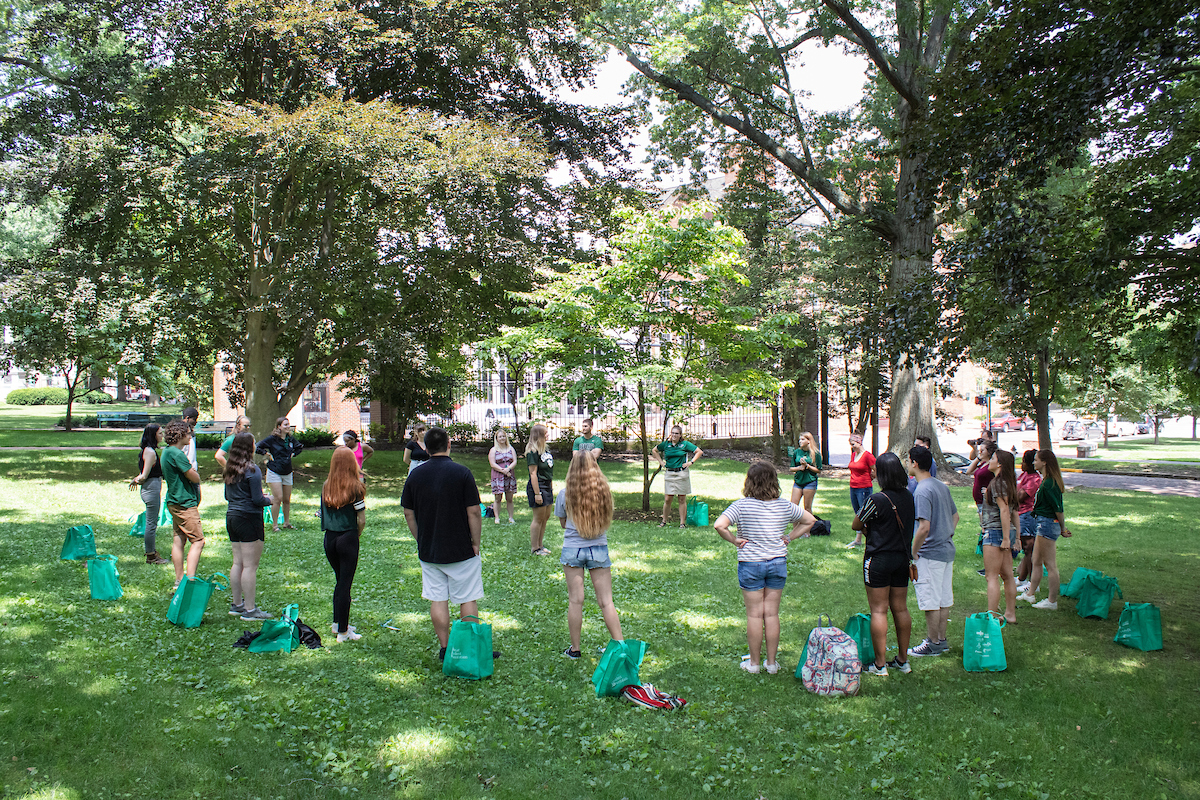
[850,486,872,515]
[1029,515,1062,540]
[140,477,162,554]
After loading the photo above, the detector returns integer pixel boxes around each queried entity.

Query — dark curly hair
[163,419,191,446]
[742,461,781,501]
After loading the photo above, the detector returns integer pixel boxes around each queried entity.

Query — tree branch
[820,0,921,108]
[610,41,866,218]
[0,55,79,90]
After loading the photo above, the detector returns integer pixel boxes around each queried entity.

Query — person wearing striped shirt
[714,462,816,675]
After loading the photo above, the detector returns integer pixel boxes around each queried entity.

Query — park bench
[195,420,236,436]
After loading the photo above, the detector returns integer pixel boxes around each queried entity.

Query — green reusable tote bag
[60,525,97,561]
[249,604,300,653]
[1075,573,1123,619]
[442,615,494,680]
[592,639,648,697]
[685,498,710,527]
[167,572,228,628]
[843,613,874,665]
[86,554,123,600]
[1113,603,1163,651]
[1061,567,1103,599]
[963,611,1007,672]
[128,505,171,536]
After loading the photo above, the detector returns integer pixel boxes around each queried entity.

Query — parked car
[943,452,972,474]
[1061,420,1089,440]
[1135,421,1151,434]
[989,413,1034,432]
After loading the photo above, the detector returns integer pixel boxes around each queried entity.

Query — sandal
[678,524,687,529]
[532,547,551,556]
[658,522,668,528]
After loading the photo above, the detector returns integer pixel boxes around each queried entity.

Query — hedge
[5,387,114,405]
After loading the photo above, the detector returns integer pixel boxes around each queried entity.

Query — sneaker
[437,646,447,661]
[867,662,889,676]
[229,603,246,616]
[908,639,943,657]
[886,657,912,674]
[935,639,949,653]
[1016,591,1036,604]
[845,540,862,548]
[562,647,581,660]
[337,629,362,642]
[764,662,780,675]
[1015,580,1031,593]
[240,607,273,621]
[1032,599,1058,610]
[976,568,987,577]
[145,552,169,565]
[739,660,760,674]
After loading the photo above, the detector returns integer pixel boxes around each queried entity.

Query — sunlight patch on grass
[671,611,742,631]
[481,612,525,633]
[12,785,82,800]
[378,728,455,764]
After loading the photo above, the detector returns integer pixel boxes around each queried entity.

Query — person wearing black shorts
[851,452,917,676]
[223,432,274,621]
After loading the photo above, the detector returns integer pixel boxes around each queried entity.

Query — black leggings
[323,529,359,633]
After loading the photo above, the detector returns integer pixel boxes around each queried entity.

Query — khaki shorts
[168,504,204,544]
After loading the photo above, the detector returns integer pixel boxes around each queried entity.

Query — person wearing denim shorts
[714,462,815,674]
[555,452,623,659]
[1019,450,1073,609]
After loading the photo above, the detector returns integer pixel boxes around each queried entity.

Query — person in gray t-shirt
[907,446,960,657]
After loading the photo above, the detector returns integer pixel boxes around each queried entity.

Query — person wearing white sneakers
[1018,450,1072,610]
[907,447,960,657]
[714,462,816,675]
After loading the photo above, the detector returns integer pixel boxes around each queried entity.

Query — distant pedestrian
[713,462,815,674]
[320,447,367,642]
[1013,449,1042,591]
[160,419,205,587]
[789,430,822,515]
[342,429,373,480]
[213,415,251,470]
[404,424,429,471]
[1018,450,1072,610]
[572,418,604,455]
[400,427,488,662]
[844,432,875,547]
[851,453,915,676]
[525,423,555,554]
[556,451,623,659]
[223,432,273,621]
[907,446,959,658]
[488,428,518,524]
[128,424,169,564]
[255,417,304,531]
[654,424,703,528]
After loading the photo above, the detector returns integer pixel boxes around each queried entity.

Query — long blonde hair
[801,430,820,460]
[494,428,513,452]
[564,451,613,540]
[524,423,547,455]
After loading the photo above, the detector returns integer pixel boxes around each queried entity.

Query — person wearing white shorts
[401,427,495,662]
[907,446,960,657]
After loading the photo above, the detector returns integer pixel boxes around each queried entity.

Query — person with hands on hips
[654,424,703,528]
[714,462,815,675]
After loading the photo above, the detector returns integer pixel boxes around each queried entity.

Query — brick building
[213,365,368,434]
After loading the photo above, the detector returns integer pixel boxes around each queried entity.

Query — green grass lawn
[1059,457,1200,480]
[0,401,178,430]
[1,450,1196,799]
[1091,437,1200,462]
[0,429,142,448]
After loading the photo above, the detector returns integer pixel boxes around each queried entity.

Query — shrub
[599,425,629,444]
[5,387,114,405]
[444,421,480,446]
[194,433,224,450]
[368,422,392,444]
[294,427,336,447]
[56,415,100,428]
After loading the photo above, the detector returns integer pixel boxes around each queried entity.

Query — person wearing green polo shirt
[161,419,206,586]
[572,418,604,456]
[213,415,251,470]
[654,424,703,528]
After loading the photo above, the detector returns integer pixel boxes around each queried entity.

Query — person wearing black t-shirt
[404,424,429,471]
[401,427,488,662]
[851,452,917,676]
[255,417,305,531]
[321,447,367,643]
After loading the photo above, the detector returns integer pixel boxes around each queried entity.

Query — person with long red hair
[321,446,366,642]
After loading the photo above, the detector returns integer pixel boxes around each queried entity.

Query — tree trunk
[819,353,829,467]
[638,381,651,512]
[1035,347,1053,450]
[116,368,128,402]
[770,397,782,464]
[244,308,282,440]
[782,384,801,447]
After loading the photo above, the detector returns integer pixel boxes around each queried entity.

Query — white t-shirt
[186,436,198,472]
[721,498,805,562]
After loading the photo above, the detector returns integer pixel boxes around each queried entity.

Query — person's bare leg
[185,538,204,579]
[934,608,950,642]
[661,496,672,525]
[171,528,185,584]
[281,484,293,527]
[743,589,765,667]
[505,491,515,522]
[589,568,623,642]
[493,492,504,524]
[983,545,1003,614]
[242,540,264,610]
[677,495,686,526]
[229,541,245,606]
[889,585,911,658]
[459,600,479,621]
[430,600,451,647]
[1029,537,1048,596]
[565,566,586,651]
[530,506,551,551]
[1044,540,1061,602]
[790,486,802,506]
[866,585,890,668]
[762,587,784,666]
[802,487,816,514]
[269,482,283,531]
[1001,550,1017,621]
